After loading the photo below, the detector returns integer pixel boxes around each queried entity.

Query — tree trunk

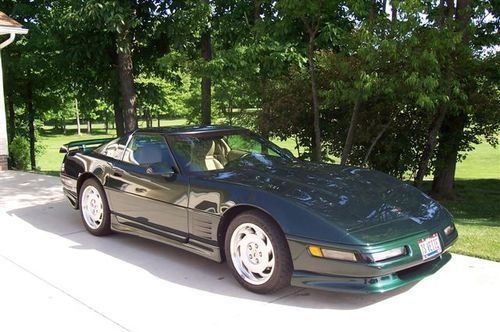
[431,112,467,199]
[295,135,301,158]
[431,0,471,198]
[104,111,109,134]
[455,0,471,31]
[157,116,161,127]
[113,94,124,137]
[26,83,35,171]
[260,105,270,140]
[87,120,91,134]
[75,99,81,136]
[254,0,261,25]
[363,120,391,165]
[145,108,152,128]
[445,0,455,17]
[228,102,233,125]
[117,22,138,134]
[341,96,361,165]
[201,28,212,125]
[7,94,15,143]
[369,0,377,23]
[391,0,397,21]
[414,105,447,188]
[307,33,321,162]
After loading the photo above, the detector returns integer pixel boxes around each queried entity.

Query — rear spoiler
[59,138,113,154]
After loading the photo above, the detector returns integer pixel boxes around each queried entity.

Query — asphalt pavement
[0,170,498,332]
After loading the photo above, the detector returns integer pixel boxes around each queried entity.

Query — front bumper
[287,227,457,293]
[291,252,451,293]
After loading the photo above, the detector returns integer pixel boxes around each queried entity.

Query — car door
[105,133,189,241]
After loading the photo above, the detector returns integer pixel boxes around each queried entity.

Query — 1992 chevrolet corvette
[60,125,457,294]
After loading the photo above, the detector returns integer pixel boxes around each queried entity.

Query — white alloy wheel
[81,185,104,230]
[229,222,276,285]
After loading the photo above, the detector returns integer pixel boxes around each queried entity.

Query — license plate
[418,233,442,260]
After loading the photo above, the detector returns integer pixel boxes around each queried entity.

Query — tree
[431,0,499,198]
[277,0,348,162]
[200,0,212,125]
[2,0,63,169]
[80,0,140,133]
[340,0,381,166]
[413,0,461,188]
[2,0,497,187]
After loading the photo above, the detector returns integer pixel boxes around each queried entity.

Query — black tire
[224,210,292,294]
[79,178,112,236]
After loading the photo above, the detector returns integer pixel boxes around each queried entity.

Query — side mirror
[160,169,175,178]
[146,163,176,178]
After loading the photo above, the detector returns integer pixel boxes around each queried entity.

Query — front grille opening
[397,256,440,281]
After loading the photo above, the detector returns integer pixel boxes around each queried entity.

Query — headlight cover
[365,246,407,263]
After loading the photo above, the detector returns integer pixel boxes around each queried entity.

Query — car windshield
[166,131,294,173]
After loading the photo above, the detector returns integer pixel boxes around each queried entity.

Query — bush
[9,136,30,170]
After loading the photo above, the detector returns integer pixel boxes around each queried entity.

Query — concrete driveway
[0,170,498,332]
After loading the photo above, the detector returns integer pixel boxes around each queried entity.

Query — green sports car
[60,125,457,294]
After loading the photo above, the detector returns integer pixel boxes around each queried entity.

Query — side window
[123,134,175,171]
[166,136,225,172]
[96,136,128,160]
[225,135,279,157]
[167,136,192,171]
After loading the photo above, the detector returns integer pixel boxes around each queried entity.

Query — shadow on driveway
[6,198,414,310]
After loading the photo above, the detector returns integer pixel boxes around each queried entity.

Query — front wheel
[224,210,292,294]
[79,178,111,236]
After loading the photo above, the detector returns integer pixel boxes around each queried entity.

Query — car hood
[206,155,452,245]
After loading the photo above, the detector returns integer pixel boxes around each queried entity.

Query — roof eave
[0,26,28,35]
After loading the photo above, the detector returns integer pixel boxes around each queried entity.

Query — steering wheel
[225,151,253,167]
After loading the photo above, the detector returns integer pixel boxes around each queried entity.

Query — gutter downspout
[0,32,16,49]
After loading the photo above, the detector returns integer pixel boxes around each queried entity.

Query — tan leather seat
[191,139,224,171]
[205,140,224,170]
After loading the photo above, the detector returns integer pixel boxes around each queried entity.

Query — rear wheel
[79,178,111,236]
[224,210,292,294]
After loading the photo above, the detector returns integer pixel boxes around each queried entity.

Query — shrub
[9,136,30,170]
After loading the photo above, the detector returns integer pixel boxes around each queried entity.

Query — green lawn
[455,138,500,179]
[449,139,500,261]
[38,130,112,175]
[38,121,500,261]
[424,180,500,261]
